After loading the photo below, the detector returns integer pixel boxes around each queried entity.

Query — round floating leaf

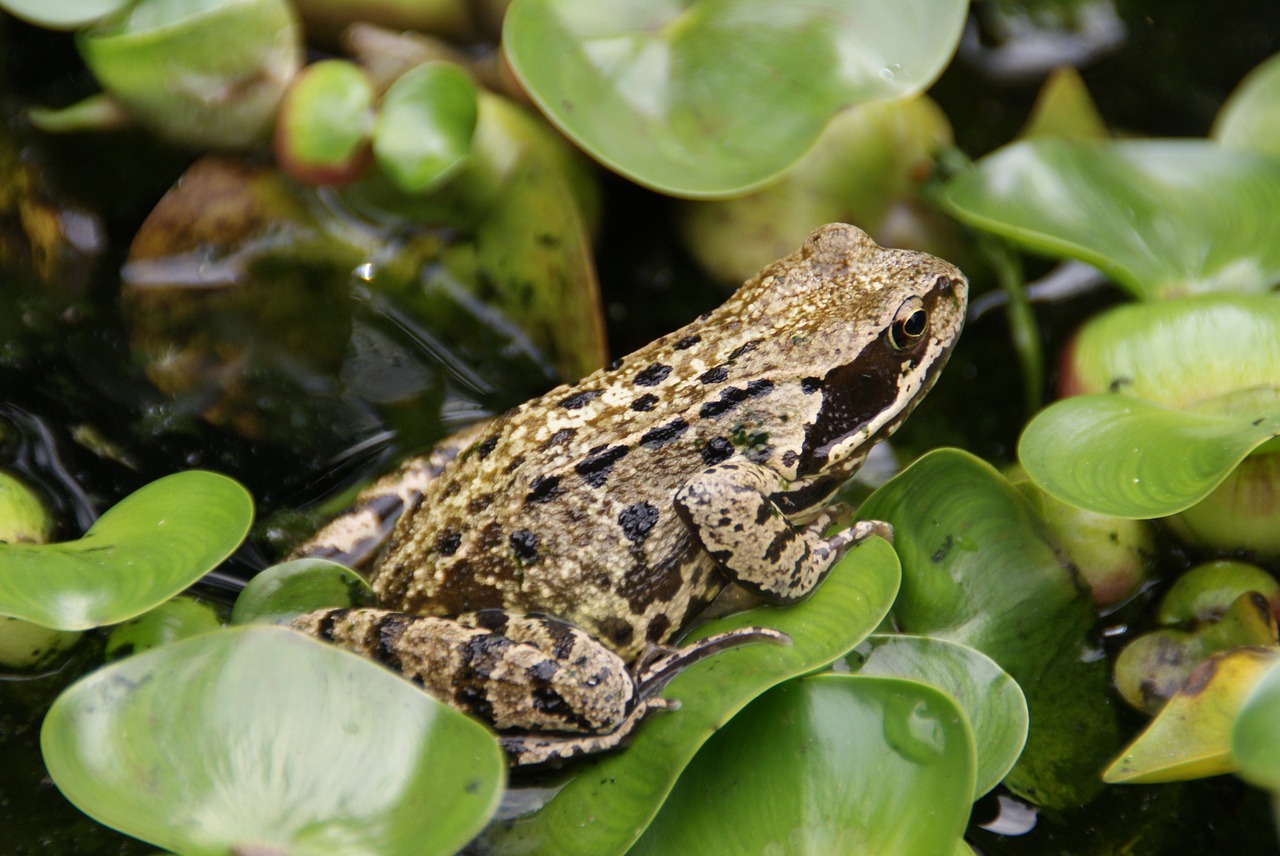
[1061,294,1280,407]
[373,62,478,194]
[105,596,223,661]
[1107,646,1280,784]
[630,675,974,855]
[860,448,1121,809]
[231,558,376,626]
[851,634,1027,798]
[1019,394,1280,519]
[503,0,967,197]
[275,59,376,185]
[0,471,252,631]
[1233,655,1280,790]
[0,0,129,29]
[1214,52,1280,159]
[482,537,900,855]
[943,138,1280,299]
[77,0,302,148]
[41,626,504,855]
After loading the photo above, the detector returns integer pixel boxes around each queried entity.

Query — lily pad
[1214,52,1280,159]
[860,448,1121,809]
[481,536,900,855]
[851,634,1028,798]
[943,138,1280,299]
[231,558,376,626]
[373,62,478,195]
[0,471,252,631]
[1018,394,1280,519]
[1106,646,1280,784]
[1233,655,1280,790]
[503,0,967,197]
[0,0,129,29]
[629,675,975,855]
[41,625,504,856]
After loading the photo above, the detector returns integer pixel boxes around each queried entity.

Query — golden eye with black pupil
[888,296,928,351]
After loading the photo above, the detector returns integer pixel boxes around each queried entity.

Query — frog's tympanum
[291,224,967,765]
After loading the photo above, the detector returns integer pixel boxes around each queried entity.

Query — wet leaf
[41,625,504,855]
[231,558,376,626]
[1107,646,1280,783]
[481,536,900,855]
[943,138,1280,299]
[851,634,1027,798]
[860,448,1121,809]
[373,62,478,194]
[630,675,974,856]
[503,0,967,197]
[0,471,252,631]
[1019,394,1280,519]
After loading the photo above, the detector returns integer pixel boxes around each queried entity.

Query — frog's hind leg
[288,420,490,567]
[674,457,893,604]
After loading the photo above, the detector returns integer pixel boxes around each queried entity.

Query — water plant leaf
[860,448,1121,809]
[1019,394,1280,519]
[629,675,975,855]
[373,62,478,195]
[0,471,252,631]
[503,0,967,197]
[274,59,376,185]
[481,536,900,855]
[943,138,1280,299]
[41,625,504,856]
[77,0,303,148]
[0,0,129,29]
[1233,655,1280,790]
[1214,52,1280,159]
[1106,646,1280,784]
[231,558,376,625]
[851,634,1028,798]
[104,596,223,661]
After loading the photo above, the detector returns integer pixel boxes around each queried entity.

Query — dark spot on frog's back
[631,393,658,412]
[699,366,728,384]
[700,436,734,466]
[510,530,540,564]
[616,560,685,615]
[437,531,462,556]
[640,418,689,449]
[475,436,498,459]
[646,613,671,643]
[598,617,635,650]
[634,363,673,387]
[559,389,603,410]
[526,474,563,504]
[575,444,630,487]
[618,502,660,544]
[674,334,701,350]
[468,494,494,513]
[539,427,577,451]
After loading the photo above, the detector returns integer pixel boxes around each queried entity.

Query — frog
[289,223,967,765]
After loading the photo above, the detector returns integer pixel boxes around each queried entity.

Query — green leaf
[503,0,967,197]
[1214,52,1280,159]
[851,634,1028,798]
[943,138,1280,299]
[1109,646,1280,784]
[481,536,900,855]
[0,0,129,29]
[104,596,223,661]
[629,675,974,855]
[373,62,478,194]
[0,471,253,631]
[1019,394,1280,519]
[274,59,375,184]
[41,626,504,856]
[860,448,1122,809]
[231,558,376,626]
[1233,655,1280,790]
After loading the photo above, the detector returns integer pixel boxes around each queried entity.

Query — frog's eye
[888,297,928,350]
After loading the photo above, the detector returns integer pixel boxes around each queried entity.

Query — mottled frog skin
[292,224,967,765]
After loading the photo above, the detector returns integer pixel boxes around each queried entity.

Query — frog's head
[753,223,968,477]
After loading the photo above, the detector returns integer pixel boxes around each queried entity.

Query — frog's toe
[500,697,679,767]
[635,627,790,698]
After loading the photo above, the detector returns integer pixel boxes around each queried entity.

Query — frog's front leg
[289,421,490,567]
[291,607,783,766]
[674,458,892,603]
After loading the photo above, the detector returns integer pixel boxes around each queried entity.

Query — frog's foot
[500,696,678,767]
[676,457,893,605]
